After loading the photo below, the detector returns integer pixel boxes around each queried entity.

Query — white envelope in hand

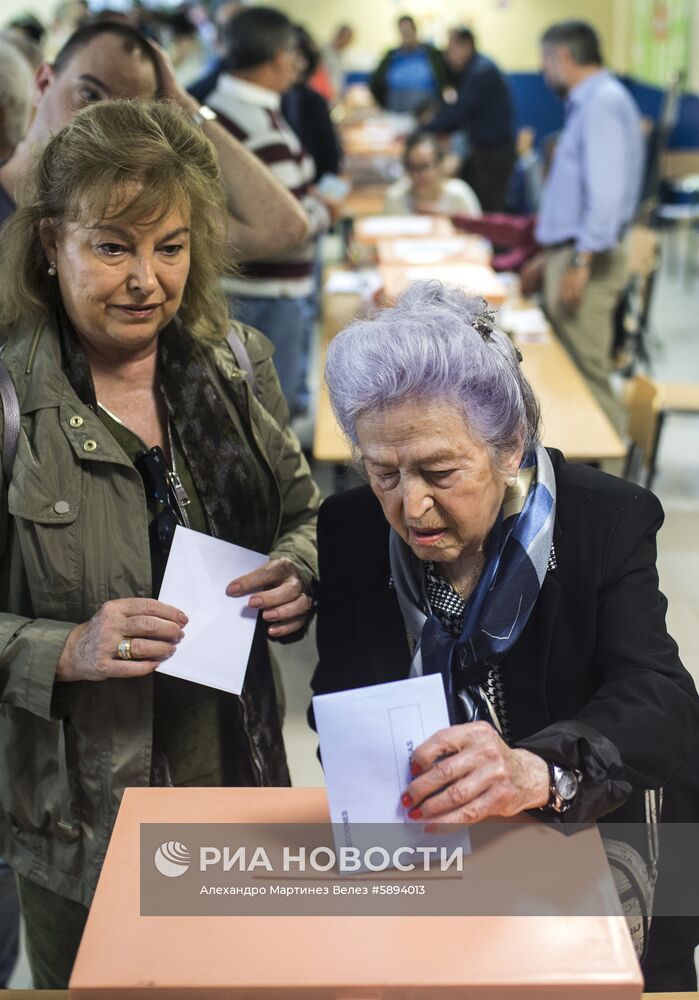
[313,675,471,865]
[157,525,267,695]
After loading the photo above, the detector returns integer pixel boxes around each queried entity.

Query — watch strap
[545,760,579,813]
[191,105,218,128]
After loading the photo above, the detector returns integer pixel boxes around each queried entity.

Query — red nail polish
[408,807,423,820]
[401,793,413,808]
[410,761,422,777]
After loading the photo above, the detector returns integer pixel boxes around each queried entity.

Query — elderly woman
[383,132,481,218]
[0,99,319,988]
[312,282,699,990]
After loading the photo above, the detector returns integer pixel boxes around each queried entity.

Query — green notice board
[632,0,691,86]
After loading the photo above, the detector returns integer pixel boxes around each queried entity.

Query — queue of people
[0,4,696,996]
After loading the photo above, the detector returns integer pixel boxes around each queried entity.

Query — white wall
[277,0,624,73]
[1,0,53,30]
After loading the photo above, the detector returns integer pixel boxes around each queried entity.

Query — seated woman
[312,281,699,990]
[383,132,481,217]
[0,99,319,987]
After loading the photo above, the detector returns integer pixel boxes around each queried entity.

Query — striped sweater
[207,74,330,298]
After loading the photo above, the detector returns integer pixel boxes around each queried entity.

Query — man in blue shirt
[369,16,447,114]
[424,28,515,212]
[533,20,644,431]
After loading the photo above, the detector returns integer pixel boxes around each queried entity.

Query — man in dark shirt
[424,27,515,211]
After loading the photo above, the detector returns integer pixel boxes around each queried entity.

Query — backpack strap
[226,325,258,399]
[0,356,20,485]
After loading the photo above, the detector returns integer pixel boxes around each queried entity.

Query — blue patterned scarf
[390,444,556,725]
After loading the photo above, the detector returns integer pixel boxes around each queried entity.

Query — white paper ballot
[313,676,471,865]
[157,526,267,695]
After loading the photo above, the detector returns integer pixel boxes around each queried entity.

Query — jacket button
[69,415,84,428]
[54,500,70,515]
[83,440,98,453]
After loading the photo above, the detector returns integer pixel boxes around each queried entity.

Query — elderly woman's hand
[56,599,188,682]
[401,721,550,824]
[226,558,313,639]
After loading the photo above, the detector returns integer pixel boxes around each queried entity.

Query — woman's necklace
[439,554,486,602]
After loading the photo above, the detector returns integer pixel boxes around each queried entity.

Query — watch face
[556,770,578,801]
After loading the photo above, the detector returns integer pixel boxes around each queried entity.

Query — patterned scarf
[390,444,556,725]
[57,310,280,557]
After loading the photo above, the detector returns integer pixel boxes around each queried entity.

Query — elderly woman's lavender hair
[325,281,541,467]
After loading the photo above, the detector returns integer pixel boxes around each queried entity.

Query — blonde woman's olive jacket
[0,316,319,907]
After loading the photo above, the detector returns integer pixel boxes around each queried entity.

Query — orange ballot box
[70,788,643,999]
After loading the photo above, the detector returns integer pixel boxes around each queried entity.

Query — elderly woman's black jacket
[311,449,699,830]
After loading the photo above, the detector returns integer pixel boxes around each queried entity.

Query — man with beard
[531,20,643,432]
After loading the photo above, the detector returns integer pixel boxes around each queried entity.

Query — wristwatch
[571,251,593,268]
[191,105,218,128]
[544,761,581,813]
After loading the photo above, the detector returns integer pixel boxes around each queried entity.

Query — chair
[648,382,699,488]
[623,374,699,488]
[623,374,663,484]
[612,225,660,374]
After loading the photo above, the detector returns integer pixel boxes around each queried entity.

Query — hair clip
[473,309,495,342]
[514,346,523,363]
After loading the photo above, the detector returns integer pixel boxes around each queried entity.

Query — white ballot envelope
[157,526,267,695]
[313,675,471,866]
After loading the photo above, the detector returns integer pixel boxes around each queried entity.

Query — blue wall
[346,71,699,149]
[510,72,699,150]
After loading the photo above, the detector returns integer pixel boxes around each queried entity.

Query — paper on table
[381,237,484,265]
[313,675,471,862]
[498,305,551,344]
[324,269,381,295]
[360,216,435,237]
[157,526,267,695]
[383,263,507,304]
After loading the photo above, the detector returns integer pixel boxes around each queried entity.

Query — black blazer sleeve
[518,489,699,822]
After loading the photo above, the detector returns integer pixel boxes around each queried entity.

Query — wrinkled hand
[227,557,312,638]
[57,599,188,682]
[559,264,590,312]
[401,721,550,825]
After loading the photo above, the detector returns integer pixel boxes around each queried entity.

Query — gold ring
[117,638,133,661]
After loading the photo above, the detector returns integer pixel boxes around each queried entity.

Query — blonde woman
[0,99,319,987]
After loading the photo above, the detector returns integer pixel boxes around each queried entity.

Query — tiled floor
[7,230,698,988]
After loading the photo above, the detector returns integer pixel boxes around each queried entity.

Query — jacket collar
[3,318,64,415]
[212,73,281,111]
[546,447,565,551]
[567,68,611,111]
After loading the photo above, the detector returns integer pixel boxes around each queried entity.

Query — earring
[47,262,57,276]
[506,475,518,488]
